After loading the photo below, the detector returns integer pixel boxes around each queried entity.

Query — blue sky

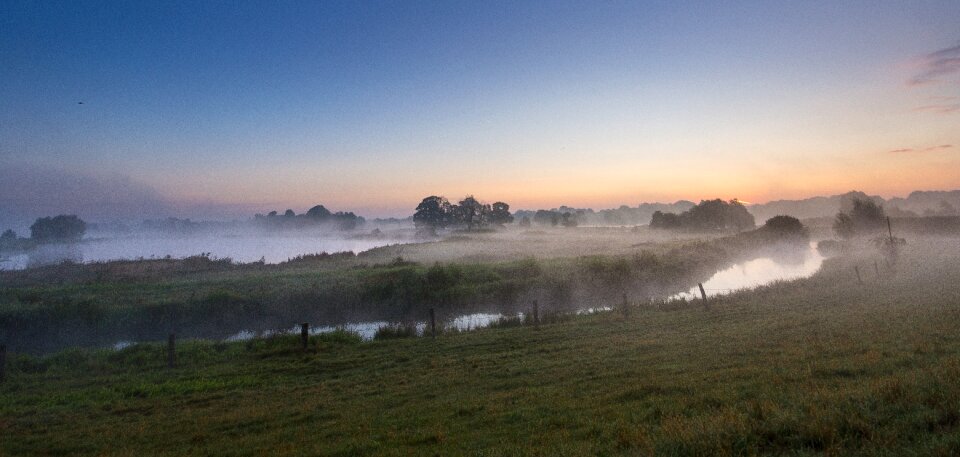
[1,0,959,220]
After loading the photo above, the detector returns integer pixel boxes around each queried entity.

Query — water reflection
[106,244,827,350]
[26,243,83,269]
[672,242,823,300]
[0,235,402,270]
[222,313,508,342]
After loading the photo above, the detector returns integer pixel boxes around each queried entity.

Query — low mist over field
[2,1,960,455]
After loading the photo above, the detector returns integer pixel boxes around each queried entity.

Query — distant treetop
[30,215,86,242]
[650,199,755,232]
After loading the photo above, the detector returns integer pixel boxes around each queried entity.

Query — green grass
[2,237,960,455]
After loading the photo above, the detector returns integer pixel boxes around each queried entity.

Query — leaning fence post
[0,344,6,383]
[854,266,863,285]
[698,283,708,309]
[301,323,309,350]
[429,308,436,339]
[533,300,540,329]
[887,217,894,244]
[167,334,176,369]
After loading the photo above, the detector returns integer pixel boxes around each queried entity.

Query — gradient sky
[1,0,959,219]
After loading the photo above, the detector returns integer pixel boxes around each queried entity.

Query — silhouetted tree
[456,196,486,231]
[488,202,514,225]
[306,205,332,219]
[414,196,451,229]
[650,211,681,229]
[283,209,296,217]
[30,215,86,242]
[560,212,578,227]
[0,229,17,250]
[533,210,560,226]
[833,198,886,239]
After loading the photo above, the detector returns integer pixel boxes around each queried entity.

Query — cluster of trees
[413,196,513,232]
[513,202,695,227]
[833,198,887,239]
[650,199,755,232]
[516,209,581,228]
[30,215,87,242]
[254,205,364,231]
[1,215,88,251]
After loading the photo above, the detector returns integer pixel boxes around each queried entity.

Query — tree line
[253,205,364,231]
[1,215,87,251]
[650,199,755,232]
[413,196,513,233]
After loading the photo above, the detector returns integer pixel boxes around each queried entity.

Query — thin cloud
[888,144,953,154]
[913,104,960,114]
[908,42,960,86]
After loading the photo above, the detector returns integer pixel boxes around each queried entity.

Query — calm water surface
[0,234,400,270]
[672,242,824,300]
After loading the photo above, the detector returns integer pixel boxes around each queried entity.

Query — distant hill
[516,190,960,227]
[748,190,960,222]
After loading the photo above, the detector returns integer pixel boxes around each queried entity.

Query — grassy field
[2,237,960,455]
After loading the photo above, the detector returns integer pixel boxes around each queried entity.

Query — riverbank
[1,226,807,353]
[2,237,959,455]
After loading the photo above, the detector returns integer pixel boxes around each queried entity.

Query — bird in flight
[78,101,84,104]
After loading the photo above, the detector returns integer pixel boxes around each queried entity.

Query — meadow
[2,236,960,455]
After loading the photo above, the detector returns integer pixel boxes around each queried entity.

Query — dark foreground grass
[2,238,960,455]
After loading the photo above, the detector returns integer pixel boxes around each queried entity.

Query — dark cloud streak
[909,43,960,86]
[913,104,960,114]
[888,144,953,154]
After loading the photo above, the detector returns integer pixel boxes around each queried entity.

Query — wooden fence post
[533,300,540,329]
[854,266,863,285]
[622,293,629,318]
[0,344,6,383]
[301,323,309,350]
[167,334,176,369]
[887,217,894,244]
[698,283,708,309]
[429,308,436,339]
[874,261,880,279]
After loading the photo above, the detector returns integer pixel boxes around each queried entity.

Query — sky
[1,0,959,223]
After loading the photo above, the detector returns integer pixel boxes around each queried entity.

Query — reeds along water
[0,226,814,354]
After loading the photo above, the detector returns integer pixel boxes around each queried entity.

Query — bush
[762,215,808,239]
[373,323,418,340]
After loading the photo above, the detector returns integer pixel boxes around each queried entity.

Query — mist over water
[0,234,402,270]
[672,242,824,300]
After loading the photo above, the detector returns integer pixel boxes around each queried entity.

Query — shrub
[762,215,808,239]
[373,323,418,340]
